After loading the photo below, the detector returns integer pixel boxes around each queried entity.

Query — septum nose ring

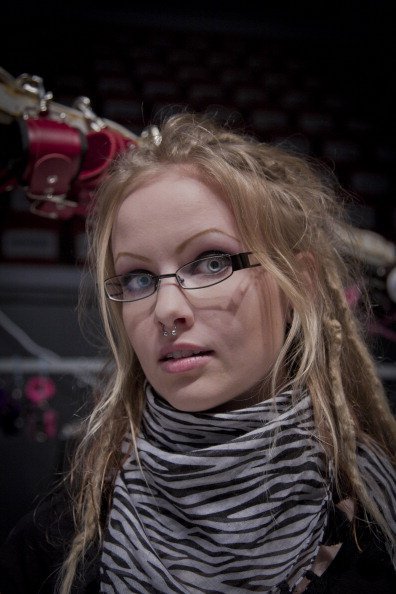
[162,324,177,337]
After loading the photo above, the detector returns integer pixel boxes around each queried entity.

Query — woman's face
[111,166,288,412]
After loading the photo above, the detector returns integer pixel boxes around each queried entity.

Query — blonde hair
[59,113,396,592]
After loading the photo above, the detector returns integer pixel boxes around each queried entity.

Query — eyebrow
[175,228,239,254]
[114,252,151,264]
[114,228,239,264]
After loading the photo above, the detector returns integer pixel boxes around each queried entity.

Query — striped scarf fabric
[100,387,334,593]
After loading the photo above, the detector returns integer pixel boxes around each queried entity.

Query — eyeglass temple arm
[230,252,261,270]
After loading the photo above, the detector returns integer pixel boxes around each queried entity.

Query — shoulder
[303,507,396,594]
[0,490,100,594]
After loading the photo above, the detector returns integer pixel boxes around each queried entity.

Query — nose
[154,279,195,333]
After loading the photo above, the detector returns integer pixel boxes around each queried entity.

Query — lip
[159,342,211,361]
[158,342,214,374]
[159,353,213,374]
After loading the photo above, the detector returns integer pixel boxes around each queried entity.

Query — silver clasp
[16,73,53,115]
[73,96,106,132]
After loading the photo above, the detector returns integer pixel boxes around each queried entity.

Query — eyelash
[195,249,227,260]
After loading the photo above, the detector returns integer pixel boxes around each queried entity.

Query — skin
[111,165,288,412]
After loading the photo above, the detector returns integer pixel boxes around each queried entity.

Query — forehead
[112,167,239,246]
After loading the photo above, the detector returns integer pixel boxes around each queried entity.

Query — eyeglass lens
[106,254,234,302]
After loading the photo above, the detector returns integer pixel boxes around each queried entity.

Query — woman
[0,113,395,593]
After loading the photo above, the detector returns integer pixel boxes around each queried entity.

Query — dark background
[0,1,395,544]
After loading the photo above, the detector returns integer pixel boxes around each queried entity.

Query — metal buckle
[73,96,106,132]
[28,193,78,219]
[16,73,53,115]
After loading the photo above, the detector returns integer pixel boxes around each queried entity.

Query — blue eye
[188,253,231,276]
[206,257,225,272]
[122,272,155,296]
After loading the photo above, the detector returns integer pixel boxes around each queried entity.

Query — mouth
[160,349,213,361]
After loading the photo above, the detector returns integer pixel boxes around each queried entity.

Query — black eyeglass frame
[104,251,261,303]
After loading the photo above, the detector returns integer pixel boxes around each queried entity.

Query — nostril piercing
[162,324,177,337]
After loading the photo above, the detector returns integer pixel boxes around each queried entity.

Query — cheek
[121,307,134,342]
[121,306,147,355]
[122,318,154,375]
[246,278,287,352]
[204,281,284,362]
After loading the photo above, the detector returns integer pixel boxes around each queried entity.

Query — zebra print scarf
[100,386,395,593]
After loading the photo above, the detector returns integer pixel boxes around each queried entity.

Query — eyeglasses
[104,251,261,302]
